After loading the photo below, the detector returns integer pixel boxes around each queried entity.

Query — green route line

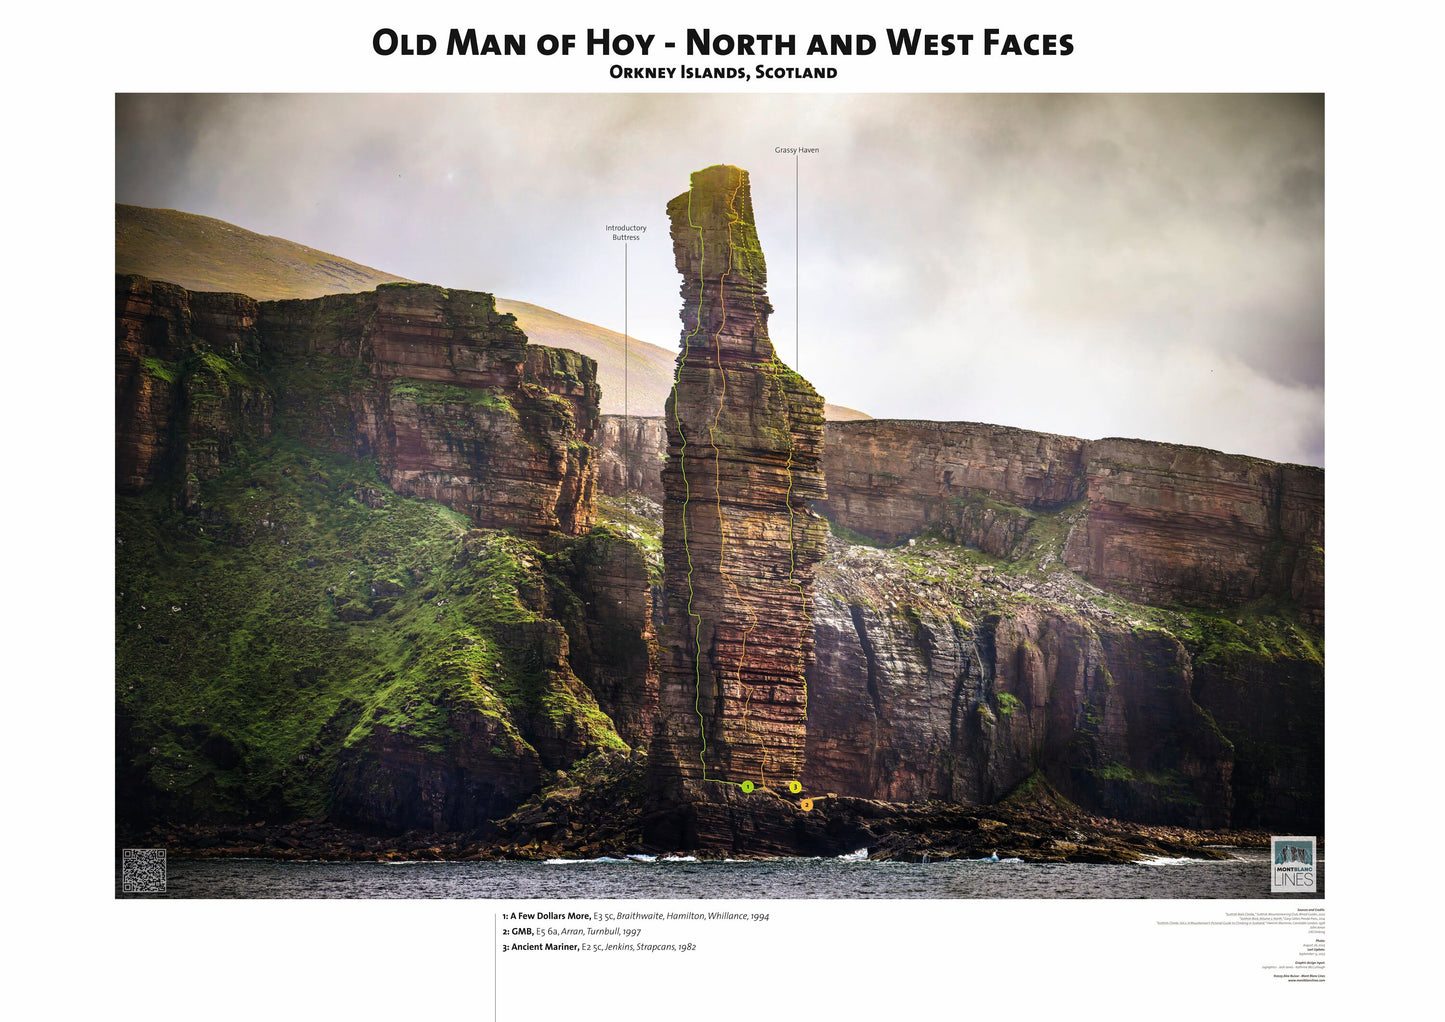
[674,180,714,786]
[670,168,810,803]
[726,172,810,792]
[674,175,744,792]
[714,173,769,790]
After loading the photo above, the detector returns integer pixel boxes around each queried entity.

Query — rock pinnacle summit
[648,165,828,844]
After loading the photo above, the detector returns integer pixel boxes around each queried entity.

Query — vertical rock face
[259,284,599,537]
[116,276,276,505]
[545,529,661,751]
[1061,439,1323,625]
[648,166,828,832]
[805,600,1239,829]
[595,415,668,501]
[116,275,598,537]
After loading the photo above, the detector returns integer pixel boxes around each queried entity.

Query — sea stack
[647,165,828,849]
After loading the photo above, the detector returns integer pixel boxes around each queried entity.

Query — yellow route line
[712,170,768,789]
[674,180,717,786]
[725,175,809,790]
[761,353,812,785]
[672,168,807,798]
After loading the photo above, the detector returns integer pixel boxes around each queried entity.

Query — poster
[14,0,1435,1016]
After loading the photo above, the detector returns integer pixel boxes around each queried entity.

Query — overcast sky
[116,93,1323,465]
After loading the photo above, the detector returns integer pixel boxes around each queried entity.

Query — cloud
[115,93,1323,465]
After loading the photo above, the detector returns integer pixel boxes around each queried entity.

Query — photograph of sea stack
[116,94,1323,898]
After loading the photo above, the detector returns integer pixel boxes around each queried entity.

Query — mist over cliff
[116,93,1323,466]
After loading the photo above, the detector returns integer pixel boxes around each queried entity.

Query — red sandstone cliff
[116,277,275,505]
[117,275,599,537]
[1061,438,1323,623]
[595,415,667,503]
[593,416,1323,626]
[646,166,828,845]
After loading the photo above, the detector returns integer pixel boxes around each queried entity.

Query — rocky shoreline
[121,761,1283,866]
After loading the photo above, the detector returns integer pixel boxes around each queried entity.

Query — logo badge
[1270,836,1317,893]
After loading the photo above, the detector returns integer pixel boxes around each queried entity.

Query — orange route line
[727,174,811,791]
[713,170,768,789]
[675,168,809,801]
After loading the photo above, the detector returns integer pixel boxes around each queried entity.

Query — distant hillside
[823,403,870,421]
[116,205,409,298]
[115,204,868,421]
[485,297,675,420]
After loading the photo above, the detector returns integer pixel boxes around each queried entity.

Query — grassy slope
[116,436,625,822]
[116,205,409,298]
[116,204,869,421]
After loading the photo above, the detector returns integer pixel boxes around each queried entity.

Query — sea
[118,846,1322,899]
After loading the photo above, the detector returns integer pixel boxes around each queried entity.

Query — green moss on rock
[116,436,625,826]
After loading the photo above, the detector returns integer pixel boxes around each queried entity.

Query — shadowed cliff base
[128,759,1270,866]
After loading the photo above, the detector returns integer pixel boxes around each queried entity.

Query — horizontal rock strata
[116,274,598,536]
[1062,438,1323,624]
[595,417,1324,624]
[648,166,827,830]
[116,276,275,505]
[595,415,667,502]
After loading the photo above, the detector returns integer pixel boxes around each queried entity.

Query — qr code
[122,848,167,893]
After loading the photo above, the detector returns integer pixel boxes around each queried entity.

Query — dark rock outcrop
[332,716,542,833]
[806,598,1237,829]
[116,276,274,506]
[647,166,828,835]
[1189,640,1324,831]
[544,529,661,750]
